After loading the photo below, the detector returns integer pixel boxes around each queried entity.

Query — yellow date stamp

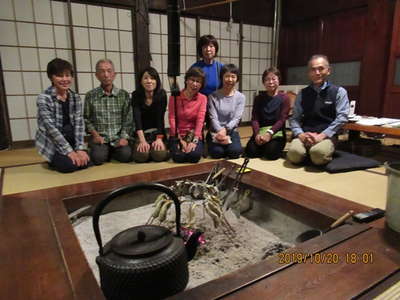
[278,252,374,264]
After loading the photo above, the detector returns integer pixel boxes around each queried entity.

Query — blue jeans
[207,130,243,159]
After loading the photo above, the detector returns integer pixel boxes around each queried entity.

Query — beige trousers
[287,138,335,166]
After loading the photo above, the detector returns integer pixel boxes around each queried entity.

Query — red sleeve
[251,95,260,135]
[271,93,290,134]
[168,95,176,137]
[194,94,207,139]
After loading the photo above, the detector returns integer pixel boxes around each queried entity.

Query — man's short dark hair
[262,67,281,82]
[184,67,206,90]
[197,34,219,58]
[219,64,240,88]
[46,58,74,79]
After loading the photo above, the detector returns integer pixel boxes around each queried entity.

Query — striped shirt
[35,86,85,162]
[84,86,133,145]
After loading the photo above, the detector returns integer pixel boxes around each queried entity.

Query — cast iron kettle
[93,182,200,300]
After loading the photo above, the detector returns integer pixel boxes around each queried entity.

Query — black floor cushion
[325,150,381,173]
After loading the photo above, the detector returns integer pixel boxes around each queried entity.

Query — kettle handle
[92,182,182,256]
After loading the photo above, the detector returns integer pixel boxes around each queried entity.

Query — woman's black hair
[184,67,206,90]
[134,66,163,104]
[46,58,74,79]
[197,35,219,58]
[219,64,240,88]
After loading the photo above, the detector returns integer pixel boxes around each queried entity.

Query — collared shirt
[35,86,85,162]
[168,90,207,138]
[290,81,349,137]
[84,86,133,145]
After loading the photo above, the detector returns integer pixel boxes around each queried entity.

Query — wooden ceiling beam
[183,0,239,12]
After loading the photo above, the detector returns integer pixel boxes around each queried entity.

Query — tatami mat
[3,155,388,211]
[2,158,217,195]
[0,127,253,169]
[230,158,387,210]
[0,126,390,210]
[0,148,44,167]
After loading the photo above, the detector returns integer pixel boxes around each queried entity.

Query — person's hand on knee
[116,138,128,147]
[152,138,165,151]
[68,151,81,166]
[298,133,309,144]
[310,132,327,144]
[77,150,90,165]
[255,134,265,145]
[92,132,105,144]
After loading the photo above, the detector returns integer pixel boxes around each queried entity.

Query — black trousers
[245,136,286,160]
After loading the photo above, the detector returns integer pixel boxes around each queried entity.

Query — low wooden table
[1,161,399,300]
[344,123,400,139]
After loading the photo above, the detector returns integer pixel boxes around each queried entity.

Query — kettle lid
[110,225,173,256]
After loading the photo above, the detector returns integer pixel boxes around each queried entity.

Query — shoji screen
[0,0,73,142]
[241,24,272,122]
[0,0,136,143]
[70,3,135,101]
[199,20,273,123]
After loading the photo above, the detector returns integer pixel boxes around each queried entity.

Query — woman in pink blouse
[168,67,207,163]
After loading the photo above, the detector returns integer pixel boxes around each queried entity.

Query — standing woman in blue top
[207,64,245,159]
[191,35,224,96]
[131,67,169,162]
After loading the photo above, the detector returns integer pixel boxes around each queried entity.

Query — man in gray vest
[287,54,349,165]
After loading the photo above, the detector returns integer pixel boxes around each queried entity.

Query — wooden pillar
[239,21,243,92]
[0,56,11,149]
[196,16,200,62]
[133,0,151,82]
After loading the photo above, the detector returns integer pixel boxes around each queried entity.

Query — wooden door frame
[0,55,11,150]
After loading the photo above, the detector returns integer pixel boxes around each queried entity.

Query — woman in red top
[168,67,207,163]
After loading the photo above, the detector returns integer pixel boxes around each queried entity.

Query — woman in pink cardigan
[168,67,207,163]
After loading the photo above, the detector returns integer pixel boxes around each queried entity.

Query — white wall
[0,0,135,142]
[148,12,273,125]
[0,1,273,142]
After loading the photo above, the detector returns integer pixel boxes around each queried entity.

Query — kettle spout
[185,230,203,261]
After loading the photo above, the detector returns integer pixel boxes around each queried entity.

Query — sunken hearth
[67,163,339,297]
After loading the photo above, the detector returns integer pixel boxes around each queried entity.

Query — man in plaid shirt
[84,59,133,165]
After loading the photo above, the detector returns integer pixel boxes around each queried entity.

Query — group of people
[36,34,349,173]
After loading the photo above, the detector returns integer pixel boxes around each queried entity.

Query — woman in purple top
[245,67,290,160]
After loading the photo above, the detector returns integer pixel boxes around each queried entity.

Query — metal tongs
[222,158,250,209]
[232,158,250,190]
